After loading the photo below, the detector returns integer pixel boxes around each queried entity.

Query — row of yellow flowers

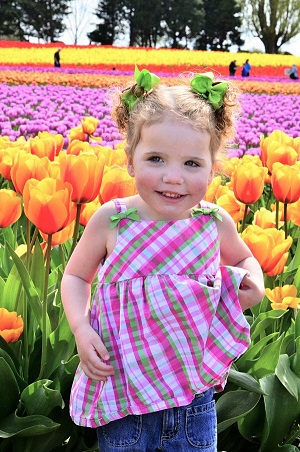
[0,44,299,68]
[1,69,300,95]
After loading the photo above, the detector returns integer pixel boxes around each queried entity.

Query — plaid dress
[70,199,250,427]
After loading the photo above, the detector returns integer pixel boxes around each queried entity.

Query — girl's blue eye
[185,160,199,167]
[148,156,162,162]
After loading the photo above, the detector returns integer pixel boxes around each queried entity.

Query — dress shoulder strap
[112,198,127,213]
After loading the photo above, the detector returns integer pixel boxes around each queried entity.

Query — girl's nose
[162,171,184,184]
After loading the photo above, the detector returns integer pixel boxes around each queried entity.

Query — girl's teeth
[162,192,181,198]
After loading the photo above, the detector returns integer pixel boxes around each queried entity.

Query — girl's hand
[74,324,115,381]
[238,271,264,311]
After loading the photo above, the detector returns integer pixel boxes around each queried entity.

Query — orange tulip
[216,189,245,223]
[287,199,300,226]
[265,285,300,310]
[253,207,283,229]
[23,177,76,235]
[80,199,101,227]
[232,163,267,204]
[0,308,24,342]
[0,189,22,228]
[59,152,105,203]
[38,131,64,155]
[271,162,300,204]
[100,165,137,204]
[30,136,56,161]
[260,130,298,174]
[240,225,293,276]
[11,153,52,194]
[81,116,99,135]
[40,220,75,247]
[67,139,92,155]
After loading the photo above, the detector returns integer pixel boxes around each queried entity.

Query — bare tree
[245,0,300,53]
[66,0,94,44]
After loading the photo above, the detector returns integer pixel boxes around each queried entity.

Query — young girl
[61,69,265,451]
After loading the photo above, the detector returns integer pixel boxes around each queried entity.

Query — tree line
[1,0,300,54]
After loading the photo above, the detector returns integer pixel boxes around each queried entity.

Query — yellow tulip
[265,285,300,310]
[40,220,75,247]
[216,190,245,223]
[0,189,22,228]
[253,207,283,229]
[67,139,92,155]
[67,125,88,142]
[80,199,101,227]
[287,199,300,227]
[0,308,24,342]
[240,225,293,276]
[30,136,56,161]
[204,175,222,202]
[38,131,64,155]
[81,116,99,135]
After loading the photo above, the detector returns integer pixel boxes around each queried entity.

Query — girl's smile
[127,117,213,220]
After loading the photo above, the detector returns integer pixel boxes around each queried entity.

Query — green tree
[19,0,70,42]
[88,0,124,45]
[194,0,243,51]
[161,0,204,48]
[124,0,164,47]
[245,0,300,53]
[0,0,24,39]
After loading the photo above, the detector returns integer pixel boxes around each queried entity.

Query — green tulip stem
[69,203,82,257]
[241,204,249,233]
[59,244,66,270]
[29,227,39,251]
[39,233,52,380]
[275,199,279,229]
[284,202,288,239]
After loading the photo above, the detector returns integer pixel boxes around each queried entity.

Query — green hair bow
[121,65,160,111]
[190,72,228,110]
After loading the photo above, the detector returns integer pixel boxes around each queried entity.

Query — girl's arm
[214,204,265,311]
[61,202,117,381]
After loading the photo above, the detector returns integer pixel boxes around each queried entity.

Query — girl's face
[127,118,213,220]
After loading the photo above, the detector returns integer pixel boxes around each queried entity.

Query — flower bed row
[0,41,299,73]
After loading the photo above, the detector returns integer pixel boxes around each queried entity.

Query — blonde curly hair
[112,76,240,163]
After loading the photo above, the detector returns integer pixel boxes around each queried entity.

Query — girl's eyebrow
[143,151,206,161]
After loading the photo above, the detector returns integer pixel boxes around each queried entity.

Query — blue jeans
[97,388,217,451]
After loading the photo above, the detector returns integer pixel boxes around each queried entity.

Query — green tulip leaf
[21,380,64,417]
[250,310,287,340]
[1,267,23,312]
[0,412,59,438]
[5,241,50,336]
[228,368,266,394]
[275,354,299,400]
[250,336,284,379]
[216,389,261,433]
[259,374,300,451]
[0,346,27,392]
[30,240,45,300]
[0,357,20,420]
[237,332,279,369]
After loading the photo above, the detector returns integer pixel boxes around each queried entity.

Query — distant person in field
[241,59,251,77]
[54,48,62,68]
[229,60,238,76]
[285,64,299,80]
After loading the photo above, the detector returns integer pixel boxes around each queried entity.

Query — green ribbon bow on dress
[192,206,223,222]
[121,65,160,111]
[110,207,141,229]
[190,72,228,110]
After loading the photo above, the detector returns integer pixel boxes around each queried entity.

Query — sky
[59,0,300,57]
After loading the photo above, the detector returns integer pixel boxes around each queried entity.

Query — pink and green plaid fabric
[70,199,250,427]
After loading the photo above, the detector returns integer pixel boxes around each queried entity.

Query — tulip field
[0,41,300,451]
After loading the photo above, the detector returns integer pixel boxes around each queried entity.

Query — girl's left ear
[208,169,214,185]
[127,162,135,177]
